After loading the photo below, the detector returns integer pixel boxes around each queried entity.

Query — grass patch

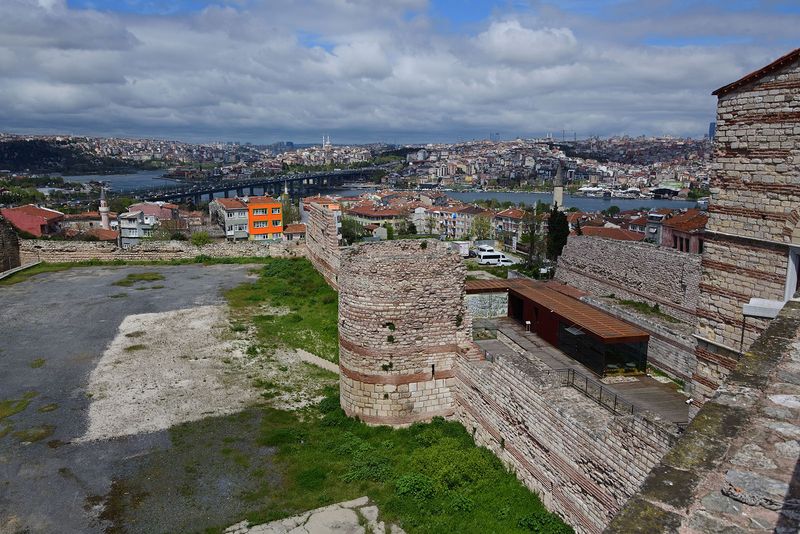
[109,293,128,299]
[616,299,681,323]
[466,262,509,279]
[13,424,55,443]
[38,403,58,413]
[30,358,46,368]
[125,331,146,338]
[239,393,572,533]
[113,272,165,287]
[124,344,148,352]
[648,365,686,391]
[0,392,38,420]
[226,258,339,363]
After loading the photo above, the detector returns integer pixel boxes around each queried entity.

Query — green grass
[466,263,509,279]
[234,392,571,534]
[30,358,46,369]
[616,299,681,324]
[13,425,55,443]
[113,272,165,287]
[38,403,59,413]
[124,344,148,352]
[225,258,340,363]
[647,365,686,391]
[0,392,38,420]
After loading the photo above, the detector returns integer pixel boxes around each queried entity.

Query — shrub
[190,231,212,247]
[395,473,436,499]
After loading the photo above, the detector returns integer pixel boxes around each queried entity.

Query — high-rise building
[708,121,716,139]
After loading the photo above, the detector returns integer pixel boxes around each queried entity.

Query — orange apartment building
[246,196,283,240]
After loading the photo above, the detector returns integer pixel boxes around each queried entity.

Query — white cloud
[0,0,795,142]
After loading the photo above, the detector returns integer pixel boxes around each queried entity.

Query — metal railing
[546,368,638,417]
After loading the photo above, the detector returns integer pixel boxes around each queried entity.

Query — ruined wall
[556,236,701,324]
[583,297,697,387]
[338,240,472,425]
[465,292,508,318]
[19,239,305,263]
[454,352,677,534]
[694,55,800,401]
[0,215,21,272]
[305,202,341,289]
[607,300,800,534]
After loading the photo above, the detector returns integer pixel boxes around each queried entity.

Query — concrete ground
[0,264,260,533]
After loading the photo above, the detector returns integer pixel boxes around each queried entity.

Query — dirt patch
[79,305,261,442]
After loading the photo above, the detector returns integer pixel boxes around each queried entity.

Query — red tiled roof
[346,205,403,217]
[245,196,280,204]
[1,204,63,221]
[495,208,525,220]
[213,198,247,209]
[64,211,118,220]
[713,48,800,96]
[83,228,119,241]
[628,216,648,227]
[573,227,645,241]
[283,223,306,234]
[663,209,707,233]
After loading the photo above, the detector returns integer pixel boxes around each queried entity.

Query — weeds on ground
[0,392,38,420]
[124,344,148,352]
[30,358,46,368]
[113,272,165,287]
[466,262,509,279]
[225,258,339,363]
[615,299,681,324]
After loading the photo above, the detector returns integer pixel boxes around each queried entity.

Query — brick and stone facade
[0,215,21,272]
[18,239,304,263]
[693,48,800,402]
[556,236,701,325]
[338,240,473,425]
[305,202,341,289]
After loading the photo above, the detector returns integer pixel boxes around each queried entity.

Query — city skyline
[1,0,797,144]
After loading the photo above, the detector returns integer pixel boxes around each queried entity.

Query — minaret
[99,187,110,230]
[553,160,565,210]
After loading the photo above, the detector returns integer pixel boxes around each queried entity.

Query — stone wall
[0,215,21,272]
[454,352,678,534]
[19,239,305,263]
[338,240,473,425]
[465,292,508,318]
[305,202,341,289]
[607,299,800,534]
[693,54,800,402]
[556,236,701,325]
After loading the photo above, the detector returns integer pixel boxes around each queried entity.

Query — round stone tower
[338,239,471,425]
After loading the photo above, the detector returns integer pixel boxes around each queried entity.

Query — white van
[477,251,505,265]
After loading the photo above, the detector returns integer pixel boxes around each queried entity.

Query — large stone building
[693,48,800,401]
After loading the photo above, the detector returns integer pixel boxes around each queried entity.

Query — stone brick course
[18,239,305,263]
[305,202,341,289]
[556,236,701,325]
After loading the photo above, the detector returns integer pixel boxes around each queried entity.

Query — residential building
[344,205,405,227]
[0,205,64,237]
[127,201,180,226]
[453,205,494,239]
[494,207,526,243]
[62,211,119,232]
[118,211,153,247]
[210,198,249,240]
[283,223,306,241]
[247,196,283,240]
[661,209,707,253]
[644,209,671,244]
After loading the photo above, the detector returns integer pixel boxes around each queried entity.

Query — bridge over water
[128,167,381,203]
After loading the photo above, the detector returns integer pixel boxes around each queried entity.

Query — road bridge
[128,167,381,203]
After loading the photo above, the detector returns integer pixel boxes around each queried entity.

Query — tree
[547,203,569,260]
[575,220,583,236]
[472,215,491,241]
[110,195,135,214]
[385,222,395,240]
[340,216,365,245]
[425,215,437,235]
[190,231,212,247]
[521,202,541,270]
[603,205,620,217]
[281,194,301,225]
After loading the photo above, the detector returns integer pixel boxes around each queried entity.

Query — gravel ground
[0,264,258,533]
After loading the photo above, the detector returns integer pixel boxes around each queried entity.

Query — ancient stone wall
[607,300,800,534]
[338,240,472,425]
[19,239,305,263]
[693,55,800,402]
[0,215,21,272]
[305,202,341,289]
[465,292,508,318]
[454,352,677,534]
[556,236,701,325]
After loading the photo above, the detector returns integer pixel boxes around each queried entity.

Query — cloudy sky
[0,0,797,144]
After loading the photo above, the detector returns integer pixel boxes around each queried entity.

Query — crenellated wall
[18,239,305,263]
[338,239,472,426]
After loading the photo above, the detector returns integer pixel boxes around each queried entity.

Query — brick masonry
[556,236,701,325]
[454,352,678,534]
[19,239,305,263]
[305,201,341,289]
[338,240,473,426]
[0,215,21,272]
[693,54,800,402]
[465,292,508,318]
